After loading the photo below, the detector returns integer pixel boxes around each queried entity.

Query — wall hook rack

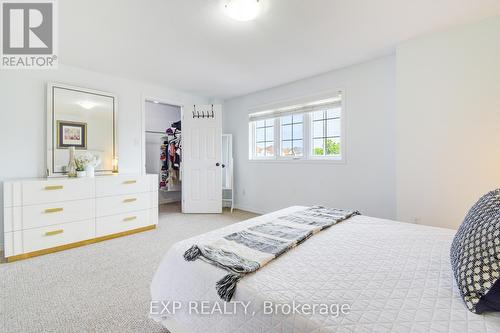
[192,105,216,119]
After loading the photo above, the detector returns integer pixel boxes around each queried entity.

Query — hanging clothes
[171,120,181,131]
[159,141,169,190]
[159,122,182,191]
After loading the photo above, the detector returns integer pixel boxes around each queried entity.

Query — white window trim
[248,90,346,164]
[308,110,343,161]
[249,120,277,160]
[277,115,305,160]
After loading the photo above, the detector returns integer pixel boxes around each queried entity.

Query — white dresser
[3,174,158,261]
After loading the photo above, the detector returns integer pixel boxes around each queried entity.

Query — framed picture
[57,121,87,149]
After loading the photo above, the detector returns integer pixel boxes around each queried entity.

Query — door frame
[140,95,185,206]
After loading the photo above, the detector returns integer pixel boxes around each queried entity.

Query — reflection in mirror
[49,84,115,175]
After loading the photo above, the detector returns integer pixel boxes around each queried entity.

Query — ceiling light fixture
[224,0,261,22]
[77,101,97,110]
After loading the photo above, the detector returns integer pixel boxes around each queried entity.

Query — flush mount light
[224,0,261,22]
[77,101,98,110]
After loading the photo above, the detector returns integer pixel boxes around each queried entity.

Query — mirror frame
[46,82,118,177]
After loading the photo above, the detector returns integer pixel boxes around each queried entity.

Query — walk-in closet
[145,101,182,208]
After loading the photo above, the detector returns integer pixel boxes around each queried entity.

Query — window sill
[248,158,345,165]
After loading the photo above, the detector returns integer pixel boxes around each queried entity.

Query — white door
[182,104,222,213]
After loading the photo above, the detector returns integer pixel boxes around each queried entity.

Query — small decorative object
[57,120,87,149]
[112,157,119,173]
[75,155,86,177]
[66,147,77,177]
[76,170,86,178]
[75,152,101,178]
[75,160,86,178]
[85,165,95,178]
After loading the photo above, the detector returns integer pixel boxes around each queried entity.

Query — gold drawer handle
[123,216,137,222]
[45,208,64,213]
[45,185,63,191]
[123,180,137,184]
[45,229,64,236]
[123,198,137,203]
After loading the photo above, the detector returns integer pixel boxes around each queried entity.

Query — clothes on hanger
[159,122,182,191]
[171,120,181,131]
[159,142,168,189]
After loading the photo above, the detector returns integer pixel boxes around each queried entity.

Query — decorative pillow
[450,188,500,314]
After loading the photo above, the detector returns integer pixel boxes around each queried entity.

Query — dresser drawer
[95,175,149,197]
[4,231,23,257]
[96,210,153,237]
[22,199,95,230]
[4,206,22,232]
[3,181,22,208]
[22,178,94,205]
[96,192,153,217]
[22,219,95,253]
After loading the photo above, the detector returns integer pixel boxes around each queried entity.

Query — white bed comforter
[150,206,500,333]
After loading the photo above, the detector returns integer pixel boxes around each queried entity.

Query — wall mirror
[46,83,117,176]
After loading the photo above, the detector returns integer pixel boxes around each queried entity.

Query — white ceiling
[60,0,500,99]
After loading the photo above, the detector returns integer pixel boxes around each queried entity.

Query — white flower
[76,153,101,168]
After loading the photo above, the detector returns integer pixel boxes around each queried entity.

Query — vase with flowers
[75,162,86,178]
[75,153,101,178]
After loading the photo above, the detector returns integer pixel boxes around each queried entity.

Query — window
[311,108,341,158]
[280,114,303,157]
[249,93,343,162]
[253,119,275,158]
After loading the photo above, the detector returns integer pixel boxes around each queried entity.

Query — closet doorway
[144,100,183,212]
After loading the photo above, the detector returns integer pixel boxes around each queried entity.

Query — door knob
[221,164,226,168]
[216,163,220,167]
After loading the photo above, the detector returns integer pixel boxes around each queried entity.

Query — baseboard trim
[233,204,268,215]
[6,225,156,262]
[159,198,181,205]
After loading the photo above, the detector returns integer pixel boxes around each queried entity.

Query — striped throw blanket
[184,206,360,301]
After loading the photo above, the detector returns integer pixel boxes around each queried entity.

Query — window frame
[248,92,345,164]
[249,118,277,160]
[278,114,305,160]
[309,108,342,161]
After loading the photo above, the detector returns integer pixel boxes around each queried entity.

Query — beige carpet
[0,203,257,333]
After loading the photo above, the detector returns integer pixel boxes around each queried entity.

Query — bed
[150,206,500,332]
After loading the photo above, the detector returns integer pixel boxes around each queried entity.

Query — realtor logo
[1,0,57,68]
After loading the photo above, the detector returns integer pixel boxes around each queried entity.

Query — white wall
[0,65,208,243]
[223,56,397,218]
[145,102,182,133]
[396,16,500,229]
